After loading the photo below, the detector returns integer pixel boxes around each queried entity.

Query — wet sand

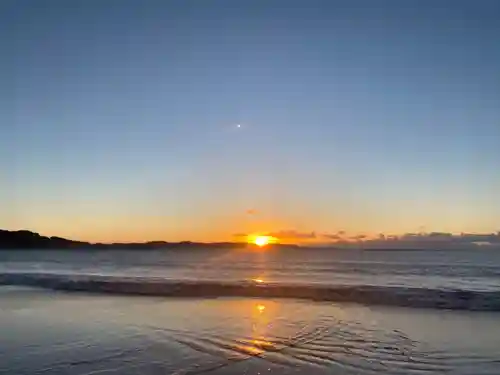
[1,286,499,375]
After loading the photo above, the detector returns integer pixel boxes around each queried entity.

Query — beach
[1,285,499,375]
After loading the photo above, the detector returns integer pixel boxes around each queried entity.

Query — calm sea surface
[1,247,500,291]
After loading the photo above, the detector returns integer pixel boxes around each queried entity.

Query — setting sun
[250,235,277,247]
[254,236,270,247]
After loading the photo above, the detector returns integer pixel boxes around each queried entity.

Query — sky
[1,0,500,243]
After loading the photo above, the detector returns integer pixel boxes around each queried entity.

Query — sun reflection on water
[249,301,277,349]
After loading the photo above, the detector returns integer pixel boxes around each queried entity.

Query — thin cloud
[234,230,500,248]
[265,230,317,240]
[232,230,317,241]
[320,231,500,249]
[322,231,348,240]
[323,233,343,240]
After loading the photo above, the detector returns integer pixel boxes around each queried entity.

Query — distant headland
[0,229,299,250]
[3,229,499,251]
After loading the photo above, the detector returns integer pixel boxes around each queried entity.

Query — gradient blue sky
[1,0,499,242]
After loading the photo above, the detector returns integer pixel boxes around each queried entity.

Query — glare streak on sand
[3,288,500,375]
[159,305,453,375]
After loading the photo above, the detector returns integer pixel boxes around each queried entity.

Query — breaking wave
[1,272,500,311]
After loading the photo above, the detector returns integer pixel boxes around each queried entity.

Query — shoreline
[2,272,500,311]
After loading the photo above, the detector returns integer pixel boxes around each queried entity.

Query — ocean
[1,247,499,374]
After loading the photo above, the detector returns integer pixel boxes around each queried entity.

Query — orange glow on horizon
[248,234,278,247]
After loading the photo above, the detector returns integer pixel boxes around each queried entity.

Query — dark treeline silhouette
[0,229,298,250]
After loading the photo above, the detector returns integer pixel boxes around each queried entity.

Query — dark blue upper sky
[1,0,499,241]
